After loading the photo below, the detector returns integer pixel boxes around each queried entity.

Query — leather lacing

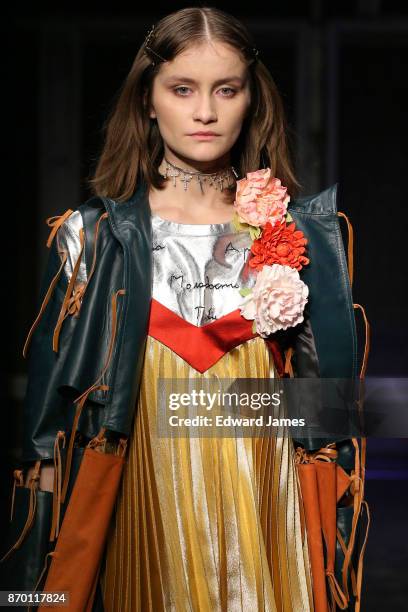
[0,461,41,563]
[52,227,86,352]
[22,252,68,359]
[284,345,294,377]
[60,287,126,504]
[22,208,109,358]
[49,431,66,542]
[5,209,116,560]
[285,210,371,612]
[45,209,75,248]
[22,209,75,359]
[27,551,56,611]
[10,469,24,521]
[4,283,126,596]
[52,211,109,353]
[338,211,371,612]
[1,456,67,563]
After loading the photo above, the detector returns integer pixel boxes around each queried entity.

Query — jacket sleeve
[279,308,332,451]
[21,210,88,462]
[291,311,321,378]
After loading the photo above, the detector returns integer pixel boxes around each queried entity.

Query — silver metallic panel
[56,210,88,285]
[151,214,257,327]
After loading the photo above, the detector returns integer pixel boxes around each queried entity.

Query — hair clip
[143,23,167,66]
[240,45,260,63]
[143,24,156,50]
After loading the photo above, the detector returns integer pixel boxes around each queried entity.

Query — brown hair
[87,6,302,202]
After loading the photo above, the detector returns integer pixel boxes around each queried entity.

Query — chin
[180,149,229,164]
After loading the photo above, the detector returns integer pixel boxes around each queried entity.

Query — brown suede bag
[295,447,352,612]
[38,443,125,611]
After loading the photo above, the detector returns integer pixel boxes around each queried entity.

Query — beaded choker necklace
[159,157,239,194]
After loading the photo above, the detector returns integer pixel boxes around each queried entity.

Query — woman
[2,6,369,612]
[99,12,314,610]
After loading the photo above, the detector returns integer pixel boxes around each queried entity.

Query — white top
[151,214,257,327]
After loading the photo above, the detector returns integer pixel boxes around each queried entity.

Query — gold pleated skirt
[100,335,314,611]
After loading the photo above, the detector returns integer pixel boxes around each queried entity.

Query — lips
[190,132,219,136]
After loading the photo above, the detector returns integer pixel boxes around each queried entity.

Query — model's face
[148,41,252,167]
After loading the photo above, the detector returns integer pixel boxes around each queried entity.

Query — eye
[173,86,191,96]
[173,86,237,97]
[219,87,236,97]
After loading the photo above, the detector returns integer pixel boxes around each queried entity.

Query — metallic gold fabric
[100,335,314,611]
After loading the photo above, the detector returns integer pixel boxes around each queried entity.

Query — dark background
[3,1,408,610]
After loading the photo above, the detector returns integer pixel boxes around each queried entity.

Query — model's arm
[24,210,87,491]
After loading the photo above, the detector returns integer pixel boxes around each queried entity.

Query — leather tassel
[340,438,363,601]
[117,437,128,457]
[27,551,56,612]
[284,346,294,377]
[338,301,370,610]
[60,288,126,504]
[49,431,66,542]
[52,228,86,353]
[52,211,109,353]
[316,460,349,610]
[326,571,349,611]
[22,252,68,359]
[335,213,371,612]
[10,469,24,522]
[337,211,354,288]
[65,282,86,317]
[296,462,328,612]
[87,428,107,453]
[23,208,82,358]
[336,499,371,612]
[336,528,358,596]
[59,384,109,505]
[63,211,109,319]
[46,210,74,248]
[0,460,41,562]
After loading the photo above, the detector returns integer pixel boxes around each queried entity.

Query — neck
[156,154,237,209]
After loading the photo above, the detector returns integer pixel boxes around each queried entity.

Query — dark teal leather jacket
[11,180,368,610]
[22,180,358,463]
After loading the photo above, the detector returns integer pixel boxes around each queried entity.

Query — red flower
[248,220,310,272]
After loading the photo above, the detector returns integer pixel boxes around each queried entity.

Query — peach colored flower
[249,220,310,272]
[239,264,308,337]
[233,168,290,228]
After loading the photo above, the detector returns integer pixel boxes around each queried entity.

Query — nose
[192,93,217,123]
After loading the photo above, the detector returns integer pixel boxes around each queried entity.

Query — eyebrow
[163,75,245,85]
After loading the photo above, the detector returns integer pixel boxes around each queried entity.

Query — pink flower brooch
[232,168,310,338]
